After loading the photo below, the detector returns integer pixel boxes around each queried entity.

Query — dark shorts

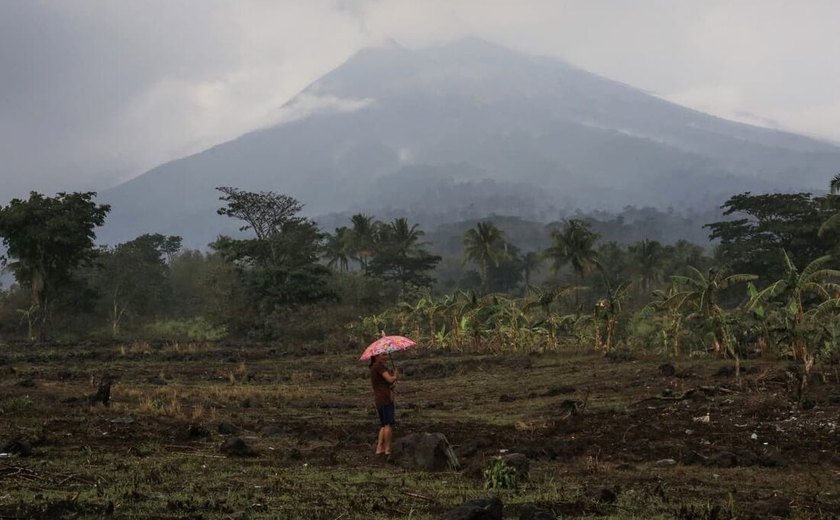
[376,403,395,427]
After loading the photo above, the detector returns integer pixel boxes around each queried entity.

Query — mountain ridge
[99,38,840,248]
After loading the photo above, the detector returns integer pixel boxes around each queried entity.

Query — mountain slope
[100,39,840,247]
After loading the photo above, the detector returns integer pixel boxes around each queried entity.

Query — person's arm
[381,367,398,384]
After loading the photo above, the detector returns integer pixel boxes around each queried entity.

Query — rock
[441,497,503,520]
[605,350,634,362]
[654,458,677,466]
[681,450,708,466]
[586,486,618,503]
[220,437,257,457]
[390,432,458,471]
[707,451,738,468]
[2,440,32,457]
[736,450,759,467]
[260,425,283,436]
[217,422,239,435]
[715,365,736,377]
[501,453,530,480]
[658,363,676,376]
[187,424,211,439]
[758,453,786,468]
[519,504,554,520]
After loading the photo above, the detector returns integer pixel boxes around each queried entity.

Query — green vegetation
[1,181,840,401]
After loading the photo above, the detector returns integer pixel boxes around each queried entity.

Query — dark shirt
[370,360,394,406]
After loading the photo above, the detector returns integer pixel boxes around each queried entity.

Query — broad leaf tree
[95,234,179,335]
[0,192,110,338]
[705,192,840,280]
[213,187,334,337]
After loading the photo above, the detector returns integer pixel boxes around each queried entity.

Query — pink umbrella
[359,335,417,361]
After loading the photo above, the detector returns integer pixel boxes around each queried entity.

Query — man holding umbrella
[370,352,398,457]
[360,335,416,458]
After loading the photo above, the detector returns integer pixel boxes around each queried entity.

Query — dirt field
[1,341,838,519]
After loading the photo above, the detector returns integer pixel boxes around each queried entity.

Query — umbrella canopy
[359,335,417,361]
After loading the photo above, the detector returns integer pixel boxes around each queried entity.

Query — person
[369,352,398,457]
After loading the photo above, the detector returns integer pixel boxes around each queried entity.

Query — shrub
[144,317,227,342]
[483,457,520,489]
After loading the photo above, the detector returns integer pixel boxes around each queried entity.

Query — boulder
[187,424,211,439]
[586,486,618,503]
[441,497,503,520]
[390,432,458,471]
[260,425,283,436]
[220,437,257,457]
[707,451,738,468]
[658,363,676,376]
[217,422,239,435]
[501,453,530,480]
[681,450,708,466]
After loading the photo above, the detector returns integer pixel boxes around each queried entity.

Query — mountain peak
[100,39,840,247]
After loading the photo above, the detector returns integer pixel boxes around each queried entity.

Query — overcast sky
[2,0,839,201]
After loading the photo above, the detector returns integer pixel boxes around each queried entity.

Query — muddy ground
[1,341,838,519]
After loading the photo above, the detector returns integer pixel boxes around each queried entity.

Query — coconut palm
[463,221,508,293]
[831,173,840,195]
[629,239,664,293]
[544,219,599,281]
[380,217,426,255]
[323,227,352,272]
[521,251,543,290]
[349,213,377,269]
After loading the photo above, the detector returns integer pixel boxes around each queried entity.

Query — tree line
[2,178,840,381]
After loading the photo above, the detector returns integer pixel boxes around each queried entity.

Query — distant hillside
[99,38,840,248]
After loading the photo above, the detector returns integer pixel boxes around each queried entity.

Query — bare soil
[1,341,838,519]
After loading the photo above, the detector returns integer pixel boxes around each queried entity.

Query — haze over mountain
[100,39,840,248]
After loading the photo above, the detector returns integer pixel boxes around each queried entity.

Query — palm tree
[350,213,377,269]
[323,227,352,272]
[463,221,508,293]
[521,251,543,290]
[544,219,599,281]
[830,173,840,195]
[630,239,664,294]
[381,217,425,255]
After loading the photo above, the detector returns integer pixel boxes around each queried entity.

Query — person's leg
[382,425,393,455]
[376,426,386,454]
[382,402,395,454]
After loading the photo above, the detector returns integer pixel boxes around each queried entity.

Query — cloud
[1,0,839,201]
